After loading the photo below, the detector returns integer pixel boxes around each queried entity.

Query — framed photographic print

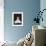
[12,12,23,26]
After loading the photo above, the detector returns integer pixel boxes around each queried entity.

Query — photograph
[12,12,23,26]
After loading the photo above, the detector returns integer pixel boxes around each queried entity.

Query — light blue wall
[4,0,40,42]
[40,0,46,27]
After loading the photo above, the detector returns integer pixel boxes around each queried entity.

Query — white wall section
[0,0,4,42]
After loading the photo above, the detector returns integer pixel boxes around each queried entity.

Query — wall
[4,0,40,42]
[40,0,46,27]
[0,0,4,42]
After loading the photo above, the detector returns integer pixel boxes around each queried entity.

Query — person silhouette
[14,16,21,24]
